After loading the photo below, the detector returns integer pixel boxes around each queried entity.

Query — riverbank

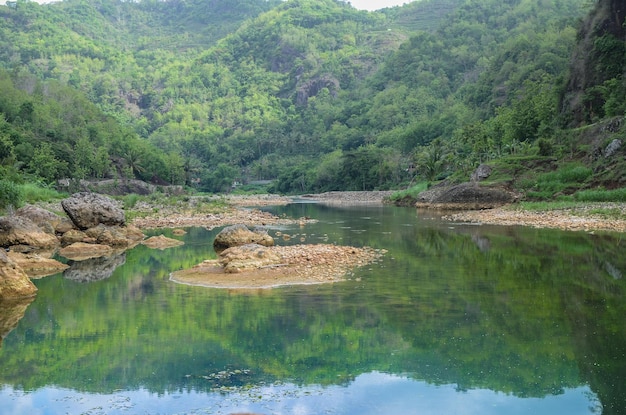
[129,191,393,229]
[442,202,626,233]
[127,192,626,233]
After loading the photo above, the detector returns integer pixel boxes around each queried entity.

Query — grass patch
[574,187,626,202]
[524,163,593,200]
[387,182,429,204]
[20,182,67,204]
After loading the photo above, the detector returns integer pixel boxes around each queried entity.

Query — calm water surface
[0,203,624,415]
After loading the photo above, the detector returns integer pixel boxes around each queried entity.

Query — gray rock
[416,182,516,209]
[213,224,274,252]
[470,164,492,183]
[61,192,125,230]
[604,139,622,158]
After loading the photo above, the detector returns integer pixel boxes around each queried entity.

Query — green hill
[1,0,624,204]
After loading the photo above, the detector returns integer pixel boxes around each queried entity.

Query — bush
[0,179,23,210]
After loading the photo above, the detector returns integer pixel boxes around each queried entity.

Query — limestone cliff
[561,0,626,126]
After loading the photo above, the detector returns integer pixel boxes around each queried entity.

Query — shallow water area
[0,203,624,414]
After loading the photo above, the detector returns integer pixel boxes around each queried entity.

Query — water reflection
[0,372,600,415]
[63,252,126,282]
[0,204,624,414]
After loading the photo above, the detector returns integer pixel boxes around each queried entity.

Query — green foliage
[387,181,429,204]
[0,178,22,210]
[574,187,626,202]
[19,181,65,203]
[0,0,616,197]
[525,163,593,200]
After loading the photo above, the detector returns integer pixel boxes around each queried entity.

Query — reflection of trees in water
[0,206,624,408]
[63,253,126,283]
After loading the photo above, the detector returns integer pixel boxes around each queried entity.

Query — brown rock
[15,205,63,232]
[7,251,69,278]
[84,224,144,247]
[55,218,76,234]
[0,250,38,299]
[142,235,184,250]
[61,229,88,245]
[219,243,282,273]
[58,242,113,261]
[0,215,60,250]
[213,224,274,252]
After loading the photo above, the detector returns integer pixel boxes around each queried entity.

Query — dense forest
[0,0,624,203]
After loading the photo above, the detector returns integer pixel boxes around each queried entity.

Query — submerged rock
[142,235,184,250]
[213,224,274,252]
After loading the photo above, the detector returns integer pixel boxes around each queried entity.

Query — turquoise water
[0,203,624,415]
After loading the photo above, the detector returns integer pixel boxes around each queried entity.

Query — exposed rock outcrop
[58,242,114,261]
[296,75,339,106]
[15,205,63,234]
[219,243,282,274]
[213,224,274,252]
[415,182,517,210]
[62,192,125,230]
[0,250,38,299]
[7,251,69,278]
[0,215,60,251]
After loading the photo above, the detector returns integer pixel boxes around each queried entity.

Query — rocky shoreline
[442,202,626,233]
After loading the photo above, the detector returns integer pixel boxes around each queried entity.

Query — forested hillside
[0,0,624,203]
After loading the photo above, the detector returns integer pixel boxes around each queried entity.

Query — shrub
[0,179,23,210]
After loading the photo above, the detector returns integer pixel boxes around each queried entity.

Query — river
[0,202,624,415]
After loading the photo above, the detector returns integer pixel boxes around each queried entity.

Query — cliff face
[561,0,626,126]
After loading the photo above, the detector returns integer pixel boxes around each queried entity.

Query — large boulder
[213,224,274,252]
[58,242,114,261]
[0,215,60,251]
[15,205,63,234]
[416,182,517,210]
[219,243,282,274]
[0,250,38,299]
[7,251,69,278]
[84,224,144,247]
[61,192,125,230]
